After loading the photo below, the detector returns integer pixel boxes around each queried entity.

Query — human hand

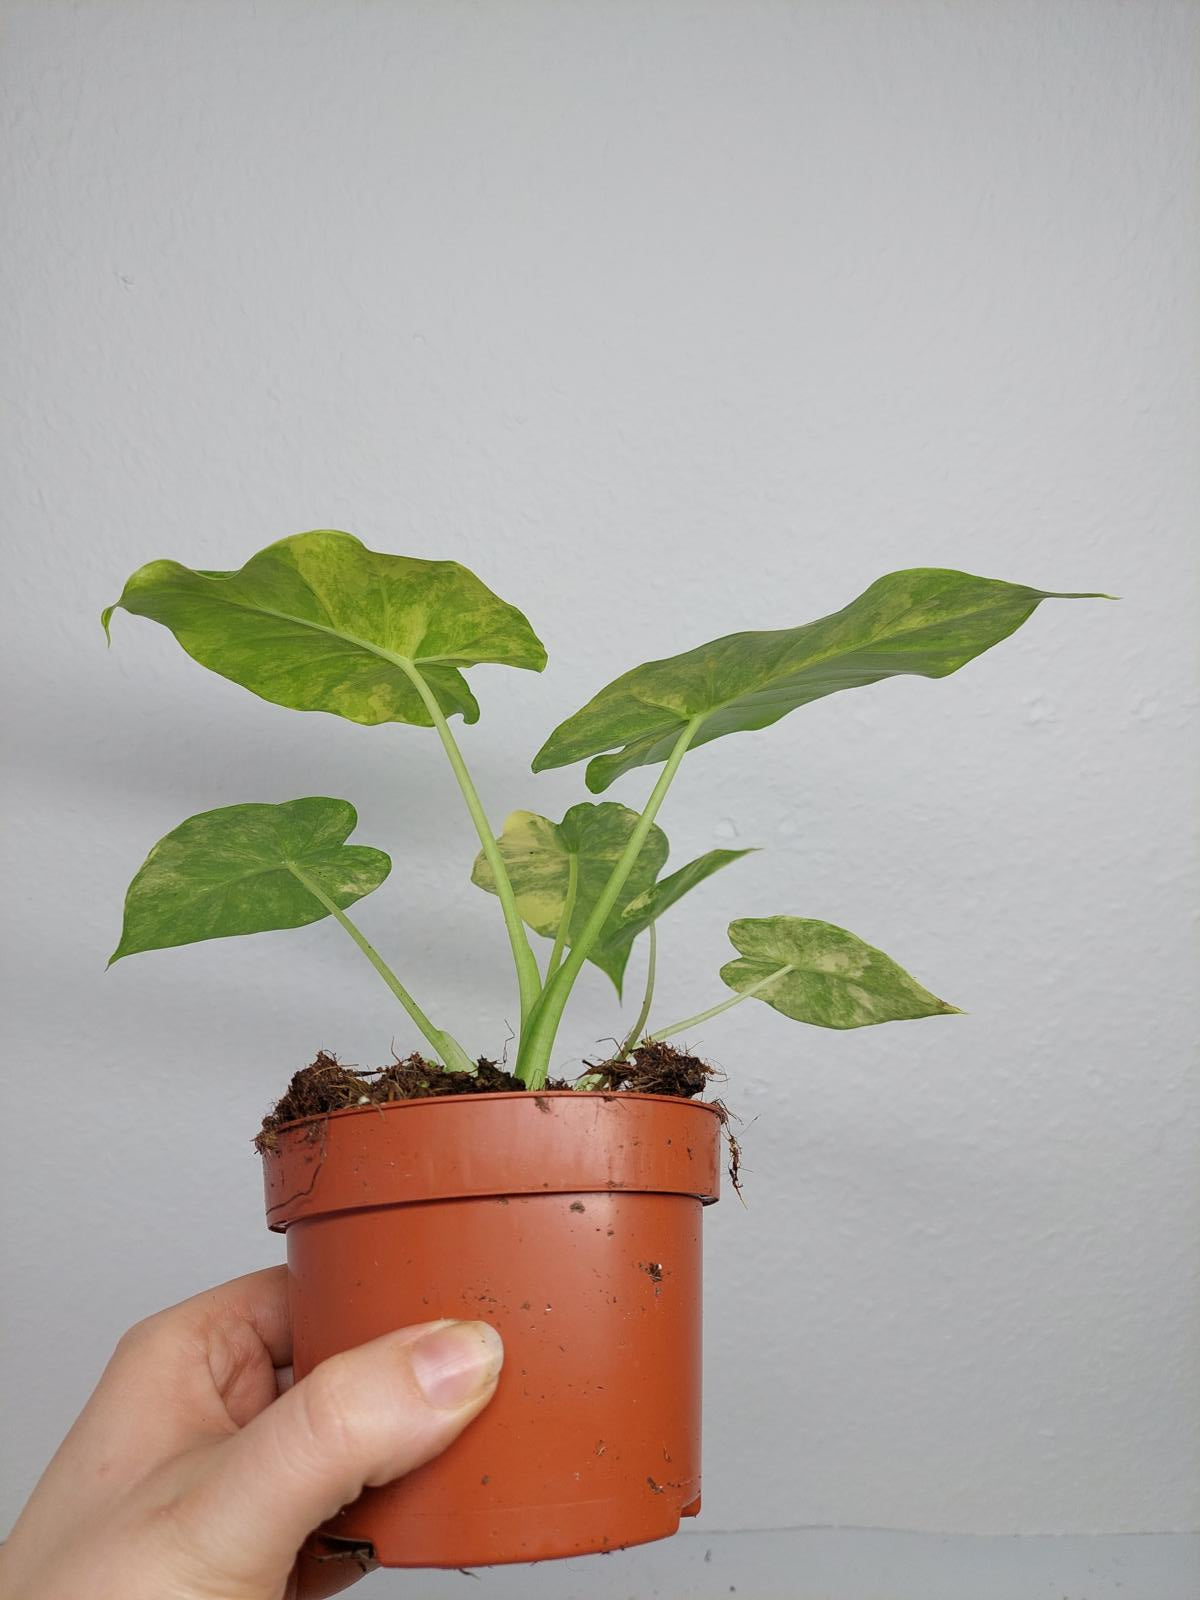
[0,1267,503,1600]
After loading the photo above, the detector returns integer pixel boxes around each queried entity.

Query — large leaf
[471,803,668,993]
[111,797,391,963]
[594,848,756,969]
[533,568,1102,790]
[718,915,960,1029]
[103,530,546,725]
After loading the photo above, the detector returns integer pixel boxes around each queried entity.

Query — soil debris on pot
[584,1040,717,1099]
[255,1049,530,1152]
[595,1045,744,1194]
[255,1041,735,1168]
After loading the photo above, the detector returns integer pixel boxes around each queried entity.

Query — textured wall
[2,0,1196,1549]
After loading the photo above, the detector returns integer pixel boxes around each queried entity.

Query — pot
[262,1089,723,1567]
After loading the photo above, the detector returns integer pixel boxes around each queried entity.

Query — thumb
[179,1319,503,1588]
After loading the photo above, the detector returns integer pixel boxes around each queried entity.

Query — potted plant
[103,531,1100,1568]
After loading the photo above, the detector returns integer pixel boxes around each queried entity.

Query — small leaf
[719,915,960,1029]
[595,848,757,968]
[104,530,546,726]
[533,568,1103,791]
[111,798,390,962]
[472,803,668,994]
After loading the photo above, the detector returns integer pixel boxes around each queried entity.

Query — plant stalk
[617,921,658,1058]
[514,718,702,1087]
[648,963,795,1042]
[545,854,578,981]
[287,863,476,1073]
[397,662,543,1031]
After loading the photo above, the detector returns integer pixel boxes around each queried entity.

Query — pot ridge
[264,1089,723,1228]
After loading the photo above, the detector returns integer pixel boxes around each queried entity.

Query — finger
[110,1264,294,1445]
[153,1264,294,1371]
[177,1319,503,1589]
[100,1265,293,1426]
[1,1268,294,1558]
[185,1266,296,1428]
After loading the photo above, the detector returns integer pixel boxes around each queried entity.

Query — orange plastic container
[262,1089,723,1568]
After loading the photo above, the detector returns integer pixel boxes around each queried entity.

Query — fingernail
[409,1321,504,1410]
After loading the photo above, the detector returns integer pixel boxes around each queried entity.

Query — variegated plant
[105,531,1100,1088]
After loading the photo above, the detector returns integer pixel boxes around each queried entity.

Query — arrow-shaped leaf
[595,848,757,969]
[471,803,669,994]
[111,797,391,962]
[719,915,960,1029]
[104,530,546,726]
[534,568,1103,791]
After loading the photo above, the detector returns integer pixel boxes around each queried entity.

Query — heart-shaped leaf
[719,915,960,1028]
[534,569,1103,791]
[471,803,668,993]
[111,797,391,963]
[103,530,546,726]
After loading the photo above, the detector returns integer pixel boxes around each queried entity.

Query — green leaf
[472,813,756,996]
[594,848,757,968]
[103,530,546,726]
[533,568,1103,791]
[111,797,391,963]
[471,803,669,995]
[719,915,960,1029]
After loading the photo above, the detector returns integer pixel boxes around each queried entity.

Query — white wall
[2,0,1196,1557]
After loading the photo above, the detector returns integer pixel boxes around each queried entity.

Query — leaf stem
[648,964,794,1042]
[545,854,578,981]
[287,863,476,1073]
[618,921,658,1058]
[515,717,702,1088]
[397,662,543,1031]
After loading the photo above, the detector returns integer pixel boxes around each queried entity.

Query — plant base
[263,1090,723,1568]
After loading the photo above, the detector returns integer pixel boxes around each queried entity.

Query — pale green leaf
[103,530,546,726]
[471,803,668,994]
[472,812,755,995]
[533,568,1103,791]
[719,915,960,1028]
[111,797,390,963]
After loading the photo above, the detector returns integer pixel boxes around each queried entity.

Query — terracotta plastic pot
[262,1089,723,1568]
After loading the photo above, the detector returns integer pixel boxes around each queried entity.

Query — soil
[259,1036,732,1139]
[255,1050,531,1152]
[584,1038,716,1099]
[255,1040,735,1161]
